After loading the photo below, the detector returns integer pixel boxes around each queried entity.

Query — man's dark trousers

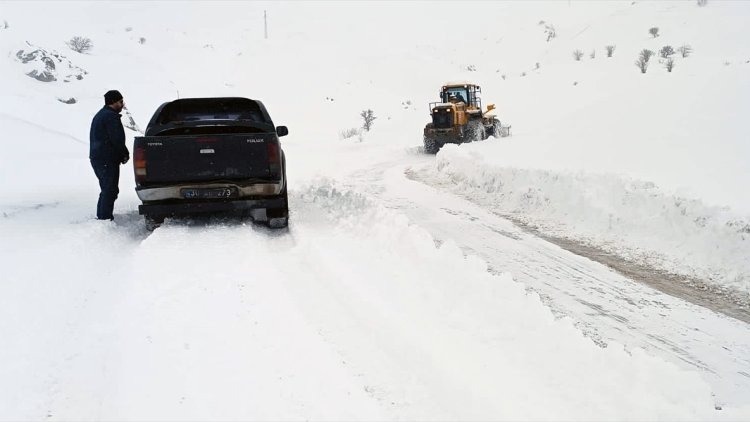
[91,160,120,220]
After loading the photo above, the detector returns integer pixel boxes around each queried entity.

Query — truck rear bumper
[138,197,286,217]
[136,181,283,202]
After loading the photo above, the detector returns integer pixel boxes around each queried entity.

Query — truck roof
[145,97,274,136]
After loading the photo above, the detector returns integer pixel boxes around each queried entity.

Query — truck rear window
[158,98,268,125]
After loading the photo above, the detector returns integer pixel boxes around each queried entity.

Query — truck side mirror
[276,126,289,137]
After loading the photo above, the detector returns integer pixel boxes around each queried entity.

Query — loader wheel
[424,137,440,154]
[465,120,485,143]
[489,122,499,138]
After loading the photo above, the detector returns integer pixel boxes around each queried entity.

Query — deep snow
[1,1,749,420]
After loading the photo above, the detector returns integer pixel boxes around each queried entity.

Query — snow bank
[432,145,750,298]
[285,181,741,420]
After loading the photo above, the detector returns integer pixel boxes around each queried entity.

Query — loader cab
[441,84,482,110]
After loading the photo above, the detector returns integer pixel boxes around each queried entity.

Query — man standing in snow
[89,90,129,220]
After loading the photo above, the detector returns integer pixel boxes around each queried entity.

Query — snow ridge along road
[339,147,750,409]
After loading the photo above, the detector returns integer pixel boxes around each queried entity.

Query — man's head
[104,90,124,112]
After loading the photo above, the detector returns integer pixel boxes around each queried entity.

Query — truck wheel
[266,183,289,229]
[266,207,288,228]
[145,215,164,231]
[268,215,288,229]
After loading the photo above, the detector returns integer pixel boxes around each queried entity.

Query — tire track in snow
[337,152,750,406]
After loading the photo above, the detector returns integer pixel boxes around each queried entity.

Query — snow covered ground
[1,1,749,420]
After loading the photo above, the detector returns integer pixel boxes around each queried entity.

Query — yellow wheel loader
[423,82,510,154]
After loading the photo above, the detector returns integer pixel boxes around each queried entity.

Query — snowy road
[3,163,746,419]
[343,148,750,407]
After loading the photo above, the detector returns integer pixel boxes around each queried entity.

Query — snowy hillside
[1,1,749,420]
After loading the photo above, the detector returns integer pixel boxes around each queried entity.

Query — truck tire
[145,214,164,231]
[266,155,289,229]
[266,189,288,229]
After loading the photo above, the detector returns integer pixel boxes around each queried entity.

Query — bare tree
[635,56,649,73]
[605,45,616,57]
[678,44,693,58]
[360,109,376,132]
[665,58,675,72]
[66,36,93,53]
[649,27,660,38]
[640,49,654,63]
[572,49,584,61]
[659,45,675,58]
[635,50,653,73]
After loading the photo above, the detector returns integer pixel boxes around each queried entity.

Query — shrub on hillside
[649,27,660,38]
[361,109,376,132]
[572,49,584,61]
[544,24,556,42]
[605,45,616,57]
[340,127,360,140]
[340,127,363,142]
[665,58,675,72]
[66,36,93,53]
[678,44,693,58]
[635,51,651,74]
[640,49,654,62]
[659,45,675,58]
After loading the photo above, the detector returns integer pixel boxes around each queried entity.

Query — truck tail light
[267,142,281,179]
[134,146,147,182]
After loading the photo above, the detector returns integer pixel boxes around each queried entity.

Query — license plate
[181,187,237,199]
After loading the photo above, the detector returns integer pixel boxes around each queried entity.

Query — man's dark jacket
[90,106,128,162]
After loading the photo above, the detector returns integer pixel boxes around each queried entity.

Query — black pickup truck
[132,97,289,229]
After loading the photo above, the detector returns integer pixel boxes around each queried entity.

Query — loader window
[444,87,469,104]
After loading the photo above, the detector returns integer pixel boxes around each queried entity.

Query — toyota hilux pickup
[132,97,289,229]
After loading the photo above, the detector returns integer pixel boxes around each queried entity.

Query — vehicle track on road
[341,151,750,406]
